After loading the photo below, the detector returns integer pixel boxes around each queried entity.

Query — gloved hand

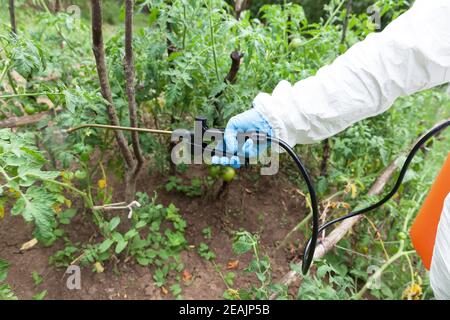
[211,108,273,168]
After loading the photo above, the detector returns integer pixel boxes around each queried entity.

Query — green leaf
[0,284,17,300]
[317,265,332,279]
[59,209,77,225]
[148,7,160,25]
[232,234,253,255]
[32,271,43,286]
[112,232,124,243]
[153,268,166,287]
[115,240,128,254]
[224,272,235,286]
[98,239,114,253]
[108,217,121,232]
[135,220,147,229]
[170,284,182,296]
[256,272,266,283]
[20,147,45,162]
[166,204,179,220]
[11,198,25,217]
[0,259,10,282]
[124,229,138,240]
[136,256,152,266]
[18,166,59,181]
[11,187,57,241]
[165,230,186,248]
[32,290,47,300]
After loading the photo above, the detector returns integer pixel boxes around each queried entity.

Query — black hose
[270,138,321,275]
[269,119,450,275]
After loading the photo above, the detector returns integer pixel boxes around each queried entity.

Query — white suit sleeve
[253,0,450,146]
[430,193,450,300]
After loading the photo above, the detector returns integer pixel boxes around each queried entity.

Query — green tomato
[61,171,75,181]
[74,170,87,180]
[221,167,236,182]
[73,144,85,154]
[24,105,36,115]
[37,103,50,112]
[208,165,221,178]
[289,37,303,49]
[80,152,90,162]
[397,231,408,240]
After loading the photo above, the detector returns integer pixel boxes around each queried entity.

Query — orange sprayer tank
[410,153,450,270]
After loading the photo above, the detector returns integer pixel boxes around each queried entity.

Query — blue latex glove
[211,108,273,168]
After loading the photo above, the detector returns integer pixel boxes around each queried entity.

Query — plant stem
[9,0,17,34]
[404,253,415,285]
[0,167,12,182]
[182,3,187,49]
[29,174,88,199]
[0,92,64,99]
[365,216,390,260]
[90,0,135,170]
[124,0,144,182]
[0,62,12,84]
[340,0,353,45]
[7,72,18,94]
[208,0,220,82]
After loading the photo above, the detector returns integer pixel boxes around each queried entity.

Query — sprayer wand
[66,124,173,135]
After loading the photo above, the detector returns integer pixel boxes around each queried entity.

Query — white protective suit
[253,0,450,299]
